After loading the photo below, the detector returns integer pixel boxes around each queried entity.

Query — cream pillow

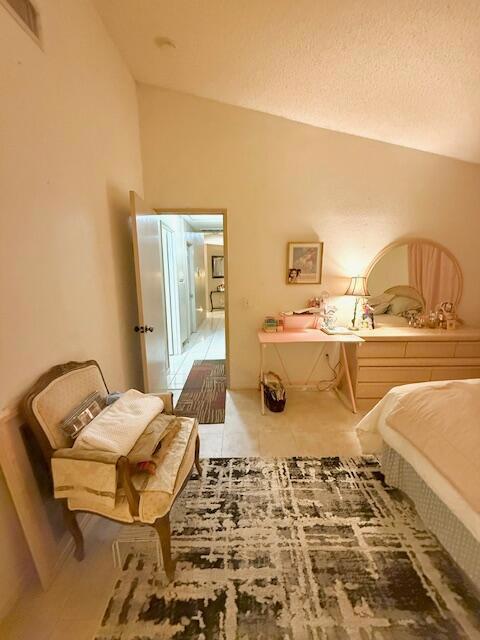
[368,292,395,316]
[372,302,391,315]
[368,292,395,307]
[388,295,423,316]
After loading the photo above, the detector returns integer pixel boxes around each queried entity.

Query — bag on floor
[263,371,286,413]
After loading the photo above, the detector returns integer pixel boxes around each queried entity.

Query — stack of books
[263,317,278,333]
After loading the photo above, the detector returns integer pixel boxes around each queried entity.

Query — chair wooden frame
[22,360,202,581]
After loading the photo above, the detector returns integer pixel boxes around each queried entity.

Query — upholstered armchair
[22,360,201,581]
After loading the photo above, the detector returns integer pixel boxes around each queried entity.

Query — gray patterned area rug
[95,457,480,640]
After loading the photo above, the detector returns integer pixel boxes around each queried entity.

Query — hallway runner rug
[175,359,226,424]
[95,457,480,640]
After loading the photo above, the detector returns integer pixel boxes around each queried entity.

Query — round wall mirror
[366,239,462,325]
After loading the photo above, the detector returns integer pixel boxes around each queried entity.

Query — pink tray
[282,314,318,330]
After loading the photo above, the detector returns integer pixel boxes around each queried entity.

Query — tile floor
[198,387,367,458]
[167,311,225,391]
[0,388,368,639]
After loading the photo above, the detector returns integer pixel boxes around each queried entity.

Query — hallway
[167,310,225,394]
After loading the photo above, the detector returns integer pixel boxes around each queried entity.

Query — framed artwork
[287,242,323,284]
[212,255,224,278]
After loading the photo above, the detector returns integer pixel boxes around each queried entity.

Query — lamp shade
[345,276,370,297]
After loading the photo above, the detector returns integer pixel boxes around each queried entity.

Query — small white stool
[112,525,161,569]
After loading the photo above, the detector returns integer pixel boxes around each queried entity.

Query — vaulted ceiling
[94,0,480,163]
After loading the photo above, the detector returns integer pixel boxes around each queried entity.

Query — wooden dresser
[343,326,480,410]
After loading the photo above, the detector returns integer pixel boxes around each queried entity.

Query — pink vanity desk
[258,329,364,415]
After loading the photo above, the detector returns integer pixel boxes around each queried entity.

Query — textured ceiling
[94,0,480,163]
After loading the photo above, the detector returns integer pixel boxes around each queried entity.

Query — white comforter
[356,379,480,543]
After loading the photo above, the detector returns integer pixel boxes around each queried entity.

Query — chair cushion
[32,364,108,449]
[67,418,198,523]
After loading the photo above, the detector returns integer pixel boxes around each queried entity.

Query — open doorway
[156,211,227,421]
[130,195,228,421]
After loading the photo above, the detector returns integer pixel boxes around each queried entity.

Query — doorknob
[134,325,154,333]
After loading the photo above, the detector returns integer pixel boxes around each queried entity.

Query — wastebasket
[263,371,286,413]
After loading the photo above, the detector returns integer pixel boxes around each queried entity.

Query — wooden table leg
[340,343,357,414]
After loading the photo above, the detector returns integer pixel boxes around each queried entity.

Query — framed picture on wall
[287,242,323,284]
[212,255,224,278]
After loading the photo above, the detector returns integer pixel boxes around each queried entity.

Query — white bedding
[74,389,164,455]
[356,379,480,543]
[373,313,409,327]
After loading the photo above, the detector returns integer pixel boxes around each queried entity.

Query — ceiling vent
[1,0,40,42]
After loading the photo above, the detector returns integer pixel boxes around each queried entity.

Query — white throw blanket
[73,389,164,455]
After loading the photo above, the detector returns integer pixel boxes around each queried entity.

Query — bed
[373,313,409,327]
[356,378,480,586]
[369,284,424,328]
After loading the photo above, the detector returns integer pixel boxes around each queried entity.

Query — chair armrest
[150,392,174,414]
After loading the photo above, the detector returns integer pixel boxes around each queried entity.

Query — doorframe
[154,208,230,389]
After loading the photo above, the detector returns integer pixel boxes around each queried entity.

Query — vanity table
[342,236,480,409]
[343,326,480,410]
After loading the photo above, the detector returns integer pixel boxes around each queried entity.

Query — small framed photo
[212,255,224,278]
[287,242,323,284]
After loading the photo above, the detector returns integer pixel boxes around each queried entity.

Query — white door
[130,191,169,392]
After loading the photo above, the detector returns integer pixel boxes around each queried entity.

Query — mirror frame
[365,237,463,307]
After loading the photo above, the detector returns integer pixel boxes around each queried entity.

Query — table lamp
[345,276,370,330]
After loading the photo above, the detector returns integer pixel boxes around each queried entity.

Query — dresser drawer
[405,342,456,358]
[455,342,480,358]
[357,382,410,398]
[358,342,406,358]
[358,367,431,383]
[430,367,480,381]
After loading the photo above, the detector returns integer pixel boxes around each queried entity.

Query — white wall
[0,0,143,615]
[138,85,480,388]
